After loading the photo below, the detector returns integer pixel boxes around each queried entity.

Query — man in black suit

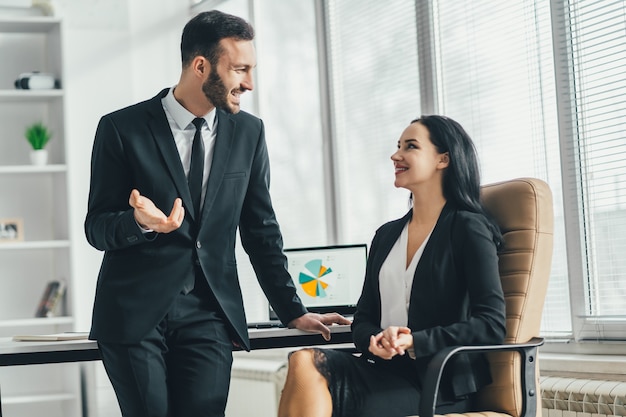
[85,10,349,417]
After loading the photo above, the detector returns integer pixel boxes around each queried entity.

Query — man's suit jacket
[352,204,506,401]
[85,89,306,349]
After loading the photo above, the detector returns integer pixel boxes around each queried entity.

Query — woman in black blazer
[278,115,506,417]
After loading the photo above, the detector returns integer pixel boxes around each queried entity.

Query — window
[253,0,327,248]
[199,0,328,245]
[552,0,626,340]
[426,0,571,336]
[197,0,328,321]
[324,0,421,245]
[212,0,626,339]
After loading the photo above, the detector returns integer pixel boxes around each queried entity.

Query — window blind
[429,0,572,335]
[253,0,328,248]
[325,0,421,245]
[560,0,626,333]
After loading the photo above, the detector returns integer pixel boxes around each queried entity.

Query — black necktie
[183,118,205,295]
[189,118,205,219]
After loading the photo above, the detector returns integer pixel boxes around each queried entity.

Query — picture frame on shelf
[0,217,23,242]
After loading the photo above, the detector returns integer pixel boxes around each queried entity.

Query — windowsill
[233,343,626,381]
[540,340,626,380]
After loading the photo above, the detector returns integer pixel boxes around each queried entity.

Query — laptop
[247,244,368,328]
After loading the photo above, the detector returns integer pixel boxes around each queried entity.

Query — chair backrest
[475,178,553,416]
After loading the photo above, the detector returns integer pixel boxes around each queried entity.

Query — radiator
[541,376,626,417]
[225,356,287,417]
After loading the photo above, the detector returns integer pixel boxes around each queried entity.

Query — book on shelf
[35,279,66,317]
[12,332,90,342]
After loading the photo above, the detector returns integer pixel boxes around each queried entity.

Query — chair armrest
[419,337,544,417]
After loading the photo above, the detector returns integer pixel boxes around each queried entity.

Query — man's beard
[202,70,239,114]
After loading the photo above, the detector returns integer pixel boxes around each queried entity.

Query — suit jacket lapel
[372,211,412,275]
[408,203,453,319]
[201,109,235,221]
[147,89,197,220]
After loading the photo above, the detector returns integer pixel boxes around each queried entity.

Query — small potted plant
[25,122,52,165]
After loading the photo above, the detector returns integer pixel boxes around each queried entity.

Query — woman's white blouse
[379,221,433,329]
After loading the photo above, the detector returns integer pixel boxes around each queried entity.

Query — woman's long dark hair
[412,115,503,247]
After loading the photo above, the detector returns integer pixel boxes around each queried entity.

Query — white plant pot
[30,149,48,166]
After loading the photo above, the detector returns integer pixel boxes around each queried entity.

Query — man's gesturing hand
[129,189,185,233]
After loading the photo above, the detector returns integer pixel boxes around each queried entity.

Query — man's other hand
[288,312,352,341]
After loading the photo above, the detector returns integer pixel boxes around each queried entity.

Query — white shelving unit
[0,13,82,417]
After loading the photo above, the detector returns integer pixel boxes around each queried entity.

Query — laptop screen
[271,244,368,317]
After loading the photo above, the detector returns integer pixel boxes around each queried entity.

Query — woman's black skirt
[306,348,472,417]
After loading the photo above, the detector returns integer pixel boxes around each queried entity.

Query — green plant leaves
[25,122,52,150]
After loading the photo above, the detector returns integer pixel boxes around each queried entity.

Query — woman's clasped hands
[369,326,413,360]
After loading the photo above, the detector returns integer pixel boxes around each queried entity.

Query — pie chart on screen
[298,259,332,298]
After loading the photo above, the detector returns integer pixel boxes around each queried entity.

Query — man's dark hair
[181,10,254,68]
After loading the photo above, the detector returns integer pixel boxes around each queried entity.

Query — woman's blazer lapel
[407,204,456,326]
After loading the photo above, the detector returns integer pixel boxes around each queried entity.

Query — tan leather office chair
[418,177,553,417]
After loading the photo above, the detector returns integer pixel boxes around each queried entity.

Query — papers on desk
[12,332,90,342]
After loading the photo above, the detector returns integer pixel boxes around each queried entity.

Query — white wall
[54,0,190,331]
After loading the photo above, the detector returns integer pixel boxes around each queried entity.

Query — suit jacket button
[196,241,201,249]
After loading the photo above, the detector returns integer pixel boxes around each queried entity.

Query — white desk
[0,325,351,366]
[0,325,352,415]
